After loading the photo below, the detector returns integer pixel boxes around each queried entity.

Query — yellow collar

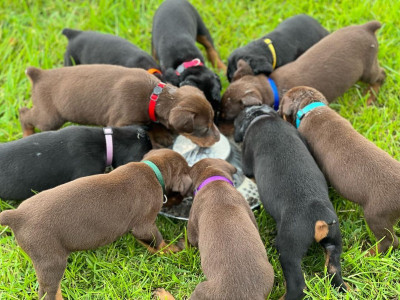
[263,38,277,70]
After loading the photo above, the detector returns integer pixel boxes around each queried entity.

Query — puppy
[280,86,400,253]
[227,14,328,82]
[20,65,220,147]
[235,105,347,299]
[0,149,192,300]
[62,28,163,80]
[0,125,151,201]
[155,158,274,300]
[221,21,386,120]
[152,0,226,114]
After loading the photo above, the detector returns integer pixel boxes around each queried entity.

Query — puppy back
[62,28,82,40]
[25,66,42,83]
[363,21,381,33]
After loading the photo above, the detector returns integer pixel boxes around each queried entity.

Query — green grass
[1,0,400,299]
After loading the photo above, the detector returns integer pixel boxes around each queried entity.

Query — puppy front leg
[132,224,182,254]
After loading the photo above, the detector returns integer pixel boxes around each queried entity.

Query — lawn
[0,0,399,299]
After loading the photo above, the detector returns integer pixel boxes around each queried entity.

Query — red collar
[175,58,204,76]
[148,82,166,122]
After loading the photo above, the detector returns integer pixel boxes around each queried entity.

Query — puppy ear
[249,56,273,75]
[232,59,254,81]
[164,68,181,86]
[241,95,262,107]
[280,100,295,125]
[169,107,195,133]
[172,174,193,196]
[219,161,237,177]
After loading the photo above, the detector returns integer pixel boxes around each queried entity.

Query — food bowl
[160,134,260,220]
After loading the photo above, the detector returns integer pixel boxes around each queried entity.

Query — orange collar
[147,68,162,76]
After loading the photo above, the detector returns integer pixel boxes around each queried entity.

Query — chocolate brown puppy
[280,86,400,253]
[0,149,192,300]
[20,65,220,147]
[221,21,386,120]
[155,158,274,300]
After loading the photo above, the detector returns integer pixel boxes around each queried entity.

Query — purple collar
[194,176,234,195]
[103,127,113,168]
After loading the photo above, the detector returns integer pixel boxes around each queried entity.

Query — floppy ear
[218,160,237,177]
[249,56,273,75]
[168,107,195,133]
[241,95,262,107]
[232,59,254,81]
[172,174,193,196]
[280,101,295,125]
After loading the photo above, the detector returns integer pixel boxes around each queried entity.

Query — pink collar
[175,58,204,76]
[103,127,113,168]
[194,175,234,195]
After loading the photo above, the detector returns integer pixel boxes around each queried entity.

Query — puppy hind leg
[154,288,176,300]
[32,254,68,300]
[364,209,399,254]
[319,229,347,292]
[196,35,226,71]
[19,106,64,136]
[363,58,386,105]
[275,229,310,300]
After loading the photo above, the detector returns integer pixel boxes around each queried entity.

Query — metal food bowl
[160,134,260,220]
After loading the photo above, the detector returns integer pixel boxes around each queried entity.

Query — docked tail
[25,66,42,83]
[0,209,17,229]
[62,28,82,40]
[364,20,381,33]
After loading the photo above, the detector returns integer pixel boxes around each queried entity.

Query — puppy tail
[364,21,381,33]
[62,28,82,40]
[25,66,42,83]
[0,209,17,229]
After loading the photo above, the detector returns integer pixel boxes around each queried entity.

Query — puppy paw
[154,288,175,300]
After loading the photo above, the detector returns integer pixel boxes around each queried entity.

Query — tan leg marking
[137,240,183,255]
[314,220,329,242]
[56,286,63,300]
[366,82,382,105]
[154,288,176,300]
[196,35,226,71]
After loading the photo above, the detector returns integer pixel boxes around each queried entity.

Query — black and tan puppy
[0,125,151,201]
[222,21,386,120]
[0,149,192,300]
[20,65,220,148]
[280,86,400,254]
[152,0,226,113]
[155,158,274,300]
[234,105,347,299]
[227,14,328,82]
[62,28,163,79]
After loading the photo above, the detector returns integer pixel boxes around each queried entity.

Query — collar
[263,38,277,70]
[175,58,204,76]
[148,82,166,122]
[296,102,326,128]
[147,68,162,76]
[103,127,113,170]
[142,160,166,196]
[267,78,279,110]
[194,176,234,195]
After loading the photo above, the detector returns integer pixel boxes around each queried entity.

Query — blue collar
[296,102,326,128]
[268,78,279,111]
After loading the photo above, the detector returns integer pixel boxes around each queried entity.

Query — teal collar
[296,102,326,128]
[142,160,166,195]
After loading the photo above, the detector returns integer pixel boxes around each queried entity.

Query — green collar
[142,160,166,194]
